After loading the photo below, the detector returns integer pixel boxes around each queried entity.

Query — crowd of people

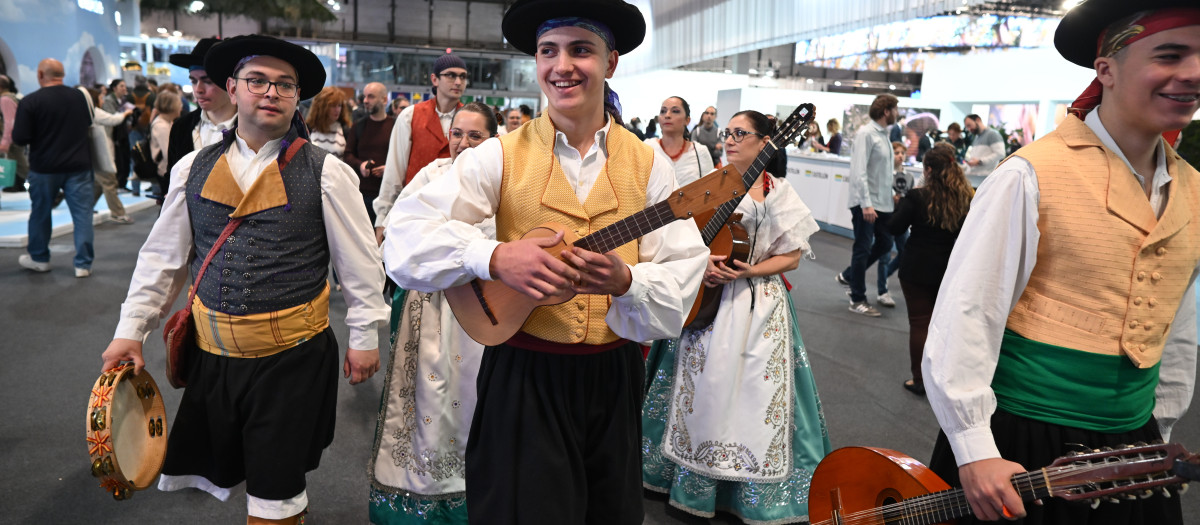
[1,0,1194,523]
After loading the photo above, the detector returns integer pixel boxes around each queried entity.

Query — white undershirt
[373,102,455,226]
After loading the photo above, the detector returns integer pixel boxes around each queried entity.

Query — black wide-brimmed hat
[204,35,326,101]
[501,0,646,56]
[1054,0,1198,68]
[168,38,221,69]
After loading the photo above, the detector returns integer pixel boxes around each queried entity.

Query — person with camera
[344,82,393,226]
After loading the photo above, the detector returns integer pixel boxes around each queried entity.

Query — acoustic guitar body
[684,213,751,330]
[443,223,579,346]
[808,446,955,525]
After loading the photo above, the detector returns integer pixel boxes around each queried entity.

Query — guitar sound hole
[880,496,904,525]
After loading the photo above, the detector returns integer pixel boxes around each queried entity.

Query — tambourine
[86,364,167,500]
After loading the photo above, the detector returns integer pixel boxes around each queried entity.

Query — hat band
[536,17,616,51]
[1097,8,1200,59]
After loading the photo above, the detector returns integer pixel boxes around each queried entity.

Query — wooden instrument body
[86,364,168,501]
[809,447,954,525]
[684,212,751,330]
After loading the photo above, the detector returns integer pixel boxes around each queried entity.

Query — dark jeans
[841,206,894,303]
[899,278,937,384]
[27,169,94,269]
[877,230,907,294]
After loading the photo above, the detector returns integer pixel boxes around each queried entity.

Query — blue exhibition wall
[0,0,123,94]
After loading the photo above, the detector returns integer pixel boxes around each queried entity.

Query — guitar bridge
[471,280,500,326]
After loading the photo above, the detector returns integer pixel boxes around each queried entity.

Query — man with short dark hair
[837,93,899,317]
[165,38,238,184]
[692,105,721,166]
[12,59,95,277]
[372,53,466,244]
[388,96,409,116]
[101,34,387,525]
[925,2,1200,523]
[962,113,1005,186]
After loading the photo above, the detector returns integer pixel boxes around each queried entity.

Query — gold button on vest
[494,114,654,345]
[1004,116,1200,368]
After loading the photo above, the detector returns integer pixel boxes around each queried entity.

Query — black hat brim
[204,35,326,101]
[502,0,646,56]
[168,38,221,69]
[1054,0,1196,68]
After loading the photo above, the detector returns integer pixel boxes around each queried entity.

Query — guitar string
[820,456,1174,525]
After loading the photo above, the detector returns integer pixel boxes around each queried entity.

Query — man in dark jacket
[12,59,95,277]
[165,38,236,193]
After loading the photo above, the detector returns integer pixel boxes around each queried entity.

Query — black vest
[186,128,329,315]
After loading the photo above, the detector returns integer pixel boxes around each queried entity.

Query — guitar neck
[698,143,778,245]
[835,471,1053,525]
[573,200,678,254]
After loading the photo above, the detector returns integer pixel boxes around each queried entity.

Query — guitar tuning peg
[1090,499,1101,509]
[1107,497,1121,504]
[1141,489,1155,499]
[1093,448,1102,453]
[1122,493,1138,500]
[1161,487,1172,498]
[1178,483,1189,495]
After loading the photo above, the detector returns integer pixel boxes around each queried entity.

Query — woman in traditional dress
[645,96,714,186]
[643,110,832,524]
[306,86,350,159]
[368,102,498,525]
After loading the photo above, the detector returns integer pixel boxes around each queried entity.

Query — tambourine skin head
[86,365,168,499]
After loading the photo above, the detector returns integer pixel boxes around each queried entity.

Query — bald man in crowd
[345,82,394,226]
[12,59,96,277]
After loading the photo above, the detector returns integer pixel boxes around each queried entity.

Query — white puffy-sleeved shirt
[114,131,390,351]
[382,119,709,344]
[923,109,1198,467]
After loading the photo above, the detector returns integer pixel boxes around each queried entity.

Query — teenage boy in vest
[101,35,388,525]
[165,38,238,184]
[372,53,466,244]
[924,2,1200,523]
[382,1,707,522]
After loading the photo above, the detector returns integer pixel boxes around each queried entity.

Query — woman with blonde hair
[149,90,181,196]
[306,86,351,158]
[888,142,973,395]
[825,118,843,155]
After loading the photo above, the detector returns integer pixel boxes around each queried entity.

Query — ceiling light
[806,78,814,84]
[1062,0,1081,10]
[834,81,841,86]
[889,84,896,90]
[172,30,182,37]
[187,0,204,13]
[748,68,758,75]
[156,27,168,34]
[862,83,869,88]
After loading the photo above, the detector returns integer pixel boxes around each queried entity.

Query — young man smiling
[381,1,707,523]
[924,2,1200,523]
[165,38,237,181]
[101,35,387,525]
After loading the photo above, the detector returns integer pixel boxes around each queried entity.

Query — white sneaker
[75,267,92,278]
[878,292,896,307]
[18,254,50,272]
[849,301,882,317]
[109,215,135,225]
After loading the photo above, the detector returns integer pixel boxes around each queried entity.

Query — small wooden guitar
[809,443,1199,525]
[683,103,817,329]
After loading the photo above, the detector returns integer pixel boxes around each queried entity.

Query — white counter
[783,152,922,237]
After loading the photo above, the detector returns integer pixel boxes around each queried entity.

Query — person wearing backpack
[0,74,29,194]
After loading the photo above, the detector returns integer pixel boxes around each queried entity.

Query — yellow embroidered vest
[495,114,654,345]
[1004,116,1200,368]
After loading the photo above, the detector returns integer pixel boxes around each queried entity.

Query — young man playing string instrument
[101,35,387,525]
[382,1,707,523]
[924,1,1200,523]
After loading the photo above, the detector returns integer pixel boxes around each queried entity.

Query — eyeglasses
[718,129,765,143]
[438,72,469,82]
[235,77,299,98]
[450,128,488,143]
[702,111,716,116]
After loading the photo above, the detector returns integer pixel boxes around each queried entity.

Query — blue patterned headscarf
[536,16,625,125]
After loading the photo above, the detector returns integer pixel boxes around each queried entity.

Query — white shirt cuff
[348,326,379,351]
[114,317,153,343]
[465,238,502,281]
[612,263,646,304]
[947,426,1002,467]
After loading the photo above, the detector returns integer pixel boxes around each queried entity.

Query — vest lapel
[1145,149,1191,246]
[1059,118,1157,234]
[421,102,449,150]
[199,153,289,218]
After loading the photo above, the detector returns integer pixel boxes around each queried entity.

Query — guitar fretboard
[699,142,778,245]
[573,200,678,254]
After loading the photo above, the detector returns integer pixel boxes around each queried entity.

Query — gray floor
[2,206,1197,524]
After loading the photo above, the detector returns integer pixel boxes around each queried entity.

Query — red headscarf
[1068,7,1200,136]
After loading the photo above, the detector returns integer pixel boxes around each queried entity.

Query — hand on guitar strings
[561,246,633,296]
[490,230,582,300]
[959,457,1036,521]
[704,255,752,287]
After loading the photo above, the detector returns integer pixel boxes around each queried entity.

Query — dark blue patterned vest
[185,128,330,315]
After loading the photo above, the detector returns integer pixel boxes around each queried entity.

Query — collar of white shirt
[1083,107,1170,190]
[552,117,613,160]
[200,110,236,130]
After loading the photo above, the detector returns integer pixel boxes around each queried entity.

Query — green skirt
[641,291,831,525]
